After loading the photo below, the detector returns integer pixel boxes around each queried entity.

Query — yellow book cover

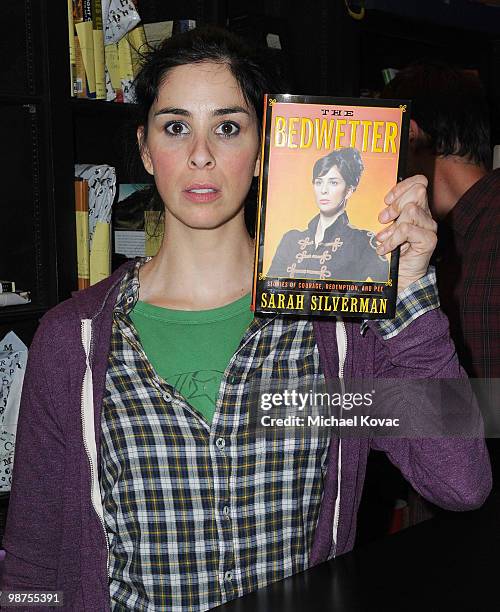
[105,43,122,100]
[75,20,96,96]
[74,34,89,98]
[90,221,111,285]
[252,94,410,319]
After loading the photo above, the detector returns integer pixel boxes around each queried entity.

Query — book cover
[113,183,152,259]
[252,94,410,319]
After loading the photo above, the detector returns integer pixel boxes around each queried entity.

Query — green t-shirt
[130,293,253,423]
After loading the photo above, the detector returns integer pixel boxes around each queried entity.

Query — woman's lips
[183,186,221,203]
[319,199,331,205]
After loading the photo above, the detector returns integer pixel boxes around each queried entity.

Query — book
[113,183,152,259]
[92,0,106,99]
[75,164,116,285]
[74,178,90,290]
[0,280,15,293]
[72,1,89,97]
[252,94,410,319]
[68,0,76,96]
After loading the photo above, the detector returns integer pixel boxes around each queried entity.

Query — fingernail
[380,209,390,222]
[385,192,394,203]
[376,245,385,254]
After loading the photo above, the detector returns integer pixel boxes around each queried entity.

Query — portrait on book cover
[266,147,390,282]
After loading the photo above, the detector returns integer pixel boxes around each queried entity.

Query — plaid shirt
[100,261,439,611]
[434,169,500,378]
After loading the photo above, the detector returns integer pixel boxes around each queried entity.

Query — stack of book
[74,164,116,289]
[68,1,196,103]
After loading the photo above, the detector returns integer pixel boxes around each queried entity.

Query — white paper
[75,164,117,246]
[0,331,27,492]
[103,0,142,45]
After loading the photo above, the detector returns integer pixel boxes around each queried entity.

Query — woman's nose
[188,136,216,169]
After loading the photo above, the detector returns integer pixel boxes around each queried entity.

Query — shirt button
[162,392,172,401]
[126,296,134,304]
[222,506,230,520]
[224,570,233,582]
[215,437,226,450]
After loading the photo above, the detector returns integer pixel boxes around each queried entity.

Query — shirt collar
[307,211,349,236]
[114,258,145,315]
[443,170,498,236]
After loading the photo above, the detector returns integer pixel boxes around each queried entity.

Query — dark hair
[382,60,491,167]
[133,25,276,138]
[312,148,364,189]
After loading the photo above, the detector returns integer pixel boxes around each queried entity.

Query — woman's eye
[164,121,190,136]
[215,121,240,137]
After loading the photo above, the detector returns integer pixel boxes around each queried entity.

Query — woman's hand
[375,175,437,295]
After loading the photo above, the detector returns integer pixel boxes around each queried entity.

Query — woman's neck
[138,211,255,310]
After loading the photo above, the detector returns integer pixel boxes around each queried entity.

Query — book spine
[73,1,88,97]
[74,179,90,290]
[0,280,16,293]
[75,0,96,98]
[92,0,106,99]
[68,0,76,97]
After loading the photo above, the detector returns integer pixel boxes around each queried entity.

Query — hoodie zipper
[80,319,110,572]
[332,319,347,558]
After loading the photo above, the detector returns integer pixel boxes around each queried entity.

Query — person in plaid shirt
[384,62,500,472]
[384,61,499,380]
[2,29,491,612]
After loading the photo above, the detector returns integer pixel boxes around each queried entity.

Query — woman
[268,147,389,281]
[2,26,491,612]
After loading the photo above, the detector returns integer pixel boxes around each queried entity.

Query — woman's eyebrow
[154,107,190,117]
[213,106,250,117]
[154,106,250,118]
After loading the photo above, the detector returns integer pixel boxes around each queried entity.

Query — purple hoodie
[1,263,492,610]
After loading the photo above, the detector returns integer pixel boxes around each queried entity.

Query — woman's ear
[137,126,154,176]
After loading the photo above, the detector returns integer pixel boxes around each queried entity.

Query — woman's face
[138,62,260,232]
[313,165,353,217]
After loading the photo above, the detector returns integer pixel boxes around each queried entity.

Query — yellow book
[90,221,111,285]
[105,43,121,96]
[118,36,134,83]
[75,20,96,96]
[127,25,147,77]
[92,0,105,99]
[68,0,75,71]
[74,35,89,97]
[74,179,90,290]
